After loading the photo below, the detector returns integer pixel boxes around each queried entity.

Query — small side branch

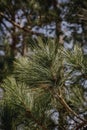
[52,89,86,122]
[0,12,44,36]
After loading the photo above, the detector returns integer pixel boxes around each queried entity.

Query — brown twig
[0,12,44,36]
[52,88,86,122]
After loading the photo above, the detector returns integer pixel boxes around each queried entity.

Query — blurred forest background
[0,0,87,130]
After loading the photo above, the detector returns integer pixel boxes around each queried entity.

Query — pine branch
[52,89,86,122]
[25,109,48,130]
[0,12,44,36]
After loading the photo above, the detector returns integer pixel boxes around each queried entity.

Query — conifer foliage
[0,38,87,130]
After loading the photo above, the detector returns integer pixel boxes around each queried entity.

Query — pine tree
[0,0,62,57]
[0,0,62,82]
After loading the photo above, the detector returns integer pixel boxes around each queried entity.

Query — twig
[0,12,44,36]
[52,89,86,122]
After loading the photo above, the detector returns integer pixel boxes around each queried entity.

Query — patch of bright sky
[32,22,56,38]
[3,18,13,28]
[15,9,27,27]
[83,45,87,55]
[58,0,69,3]
[83,80,87,88]
[61,21,83,36]
[0,50,5,56]
[64,39,74,49]
[61,20,83,49]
